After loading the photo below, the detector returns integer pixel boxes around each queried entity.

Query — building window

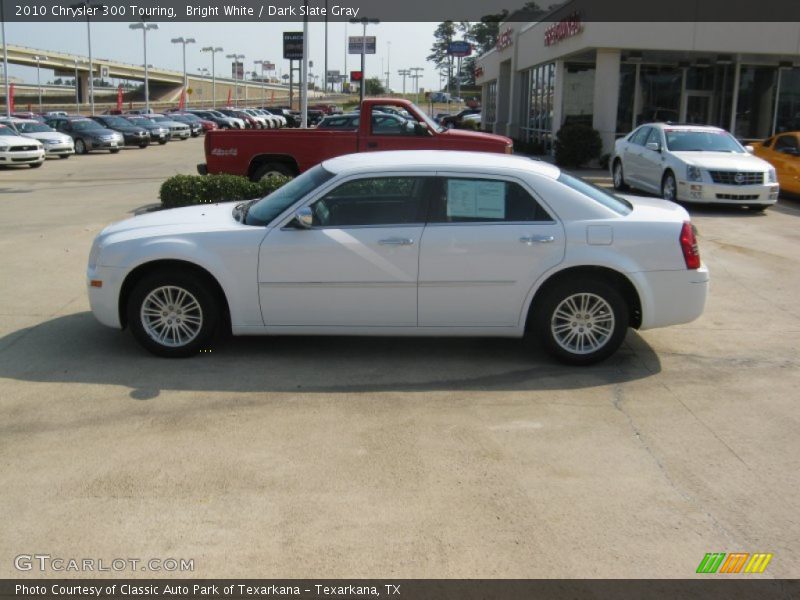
[775,68,800,133]
[637,66,681,125]
[735,66,778,139]
[520,62,555,153]
[484,81,498,129]
[616,63,637,134]
[562,62,594,126]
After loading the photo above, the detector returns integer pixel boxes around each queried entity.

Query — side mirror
[292,206,313,229]
[646,141,661,152]
[744,145,755,154]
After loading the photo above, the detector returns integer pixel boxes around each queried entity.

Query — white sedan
[0,123,45,168]
[87,151,709,364]
[611,123,779,211]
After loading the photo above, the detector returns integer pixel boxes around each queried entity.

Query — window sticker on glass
[447,180,506,219]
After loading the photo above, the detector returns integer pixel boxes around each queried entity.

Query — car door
[639,127,666,189]
[772,134,800,192]
[622,126,651,188]
[362,112,433,152]
[418,175,565,327]
[258,174,433,327]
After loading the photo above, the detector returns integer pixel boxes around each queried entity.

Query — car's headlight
[0,143,9,151]
[768,168,777,183]
[687,165,703,181]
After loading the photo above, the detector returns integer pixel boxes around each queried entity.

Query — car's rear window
[557,173,632,216]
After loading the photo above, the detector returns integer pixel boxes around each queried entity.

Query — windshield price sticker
[447,179,506,219]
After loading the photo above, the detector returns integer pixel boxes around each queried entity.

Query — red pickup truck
[198,98,513,181]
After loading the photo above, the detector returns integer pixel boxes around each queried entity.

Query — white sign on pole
[348,36,376,54]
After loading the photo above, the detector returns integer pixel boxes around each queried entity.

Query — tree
[365,77,385,96]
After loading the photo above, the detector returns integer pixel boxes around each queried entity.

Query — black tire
[747,204,769,212]
[127,270,220,358]
[59,154,70,159]
[139,141,149,149]
[110,148,121,154]
[74,138,87,155]
[531,278,629,366]
[251,161,295,182]
[158,139,168,145]
[661,170,678,202]
[29,162,43,169]
[612,159,628,191]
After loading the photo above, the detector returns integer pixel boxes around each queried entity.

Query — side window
[629,127,651,146]
[310,176,431,227]
[644,128,662,148]
[774,135,799,152]
[429,178,552,223]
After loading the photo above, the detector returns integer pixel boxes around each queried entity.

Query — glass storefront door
[683,92,713,124]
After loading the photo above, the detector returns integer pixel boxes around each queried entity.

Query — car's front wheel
[662,171,678,202]
[74,138,87,155]
[127,270,219,357]
[532,279,629,365]
[612,159,628,191]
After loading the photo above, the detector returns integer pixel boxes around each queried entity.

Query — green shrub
[554,123,603,168]
[159,174,289,209]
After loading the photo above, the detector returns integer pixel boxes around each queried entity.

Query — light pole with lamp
[73,59,82,112]
[397,69,410,96]
[171,37,196,108]
[349,17,379,102]
[410,67,423,104]
[200,46,223,108]
[226,53,245,107]
[70,1,103,115]
[129,22,158,113]
[34,55,48,112]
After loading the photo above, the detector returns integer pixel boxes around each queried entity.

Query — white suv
[611,123,779,211]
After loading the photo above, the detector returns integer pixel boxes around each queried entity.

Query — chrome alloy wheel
[613,162,623,188]
[140,286,203,348]
[550,293,615,355]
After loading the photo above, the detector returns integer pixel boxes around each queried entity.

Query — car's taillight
[680,221,701,269]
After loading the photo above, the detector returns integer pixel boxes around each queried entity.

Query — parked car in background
[88,150,708,364]
[46,116,123,154]
[310,103,343,115]
[12,112,45,122]
[460,113,482,130]
[317,113,414,134]
[167,113,204,137]
[273,107,301,128]
[90,115,150,148]
[0,123,45,167]
[201,98,513,181]
[215,109,247,129]
[2,118,74,158]
[148,115,191,140]
[262,107,295,127]
[752,131,800,195]
[122,115,170,145]
[188,109,239,130]
[611,123,779,211]
[439,108,481,129]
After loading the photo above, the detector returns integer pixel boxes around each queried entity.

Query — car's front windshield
[17,122,53,133]
[150,116,169,122]
[407,102,445,132]
[665,130,744,153]
[245,165,335,226]
[128,117,156,127]
[71,120,104,131]
[0,126,17,136]
[102,116,130,127]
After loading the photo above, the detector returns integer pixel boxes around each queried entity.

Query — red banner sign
[8,83,15,113]
[116,85,123,111]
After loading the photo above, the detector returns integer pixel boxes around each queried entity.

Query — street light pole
[129,22,158,113]
[201,46,223,108]
[34,55,48,113]
[410,67,423,104]
[73,59,80,112]
[386,41,391,92]
[300,4,308,128]
[1,1,10,117]
[226,53,245,107]
[398,69,410,96]
[349,17,379,103]
[171,37,196,108]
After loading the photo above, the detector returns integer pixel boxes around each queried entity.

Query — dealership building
[475,16,800,154]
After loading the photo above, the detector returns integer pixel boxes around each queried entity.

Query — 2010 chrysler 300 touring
[87,151,709,364]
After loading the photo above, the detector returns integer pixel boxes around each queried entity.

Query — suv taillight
[680,221,701,269]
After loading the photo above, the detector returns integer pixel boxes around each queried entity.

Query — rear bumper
[197,163,208,175]
[632,266,710,330]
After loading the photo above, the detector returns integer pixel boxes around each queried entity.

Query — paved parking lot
[1,139,798,578]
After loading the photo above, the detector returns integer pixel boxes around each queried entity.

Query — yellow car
[753,132,800,195]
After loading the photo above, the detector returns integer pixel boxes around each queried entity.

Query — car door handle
[379,237,414,246]
[520,235,555,245]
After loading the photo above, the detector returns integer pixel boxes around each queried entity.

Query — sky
[3,20,447,92]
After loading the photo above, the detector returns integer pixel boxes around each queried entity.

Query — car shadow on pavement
[0,312,661,398]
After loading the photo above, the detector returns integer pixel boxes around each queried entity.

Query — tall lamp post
[201,46,223,108]
[410,67,423,104]
[70,1,103,115]
[226,53,245,107]
[349,17,379,102]
[129,22,158,113]
[34,55,48,112]
[171,36,196,108]
[72,59,83,112]
[397,68,410,96]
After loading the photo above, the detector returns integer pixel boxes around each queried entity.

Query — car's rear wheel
[127,271,219,358]
[661,171,677,202]
[75,138,87,155]
[252,162,294,182]
[532,279,629,365]
[612,159,628,191]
